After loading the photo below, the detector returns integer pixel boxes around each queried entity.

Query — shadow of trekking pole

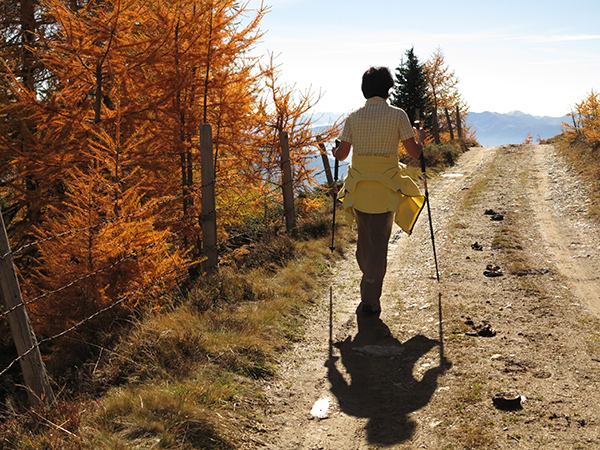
[415,111,445,366]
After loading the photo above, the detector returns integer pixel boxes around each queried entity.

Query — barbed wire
[0,170,323,321]
[4,194,185,260]
[0,267,183,379]
[0,225,192,321]
[2,151,347,262]
[0,145,346,360]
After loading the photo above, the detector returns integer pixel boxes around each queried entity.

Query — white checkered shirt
[340,97,415,156]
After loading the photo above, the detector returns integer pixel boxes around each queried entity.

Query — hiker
[333,66,426,315]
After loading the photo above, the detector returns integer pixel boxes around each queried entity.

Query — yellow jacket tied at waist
[337,154,425,235]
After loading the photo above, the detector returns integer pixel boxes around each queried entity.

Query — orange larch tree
[424,47,471,143]
[1,0,335,339]
[27,116,187,336]
[1,0,267,334]
[564,90,600,148]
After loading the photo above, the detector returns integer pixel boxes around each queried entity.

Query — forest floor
[247,143,600,449]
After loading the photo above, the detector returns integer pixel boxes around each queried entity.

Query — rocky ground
[249,144,600,449]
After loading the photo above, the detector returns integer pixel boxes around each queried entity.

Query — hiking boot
[356,303,381,315]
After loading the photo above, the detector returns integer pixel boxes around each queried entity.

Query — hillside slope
[467,110,567,146]
[313,110,568,148]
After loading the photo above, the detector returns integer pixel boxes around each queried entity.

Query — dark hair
[361,66,394,99]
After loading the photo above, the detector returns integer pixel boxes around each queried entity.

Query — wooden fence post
[0,210,55,407]
[200,124,218,274]
[445,107,454,141]
[571,112,583,139]
[318,143,334,187]
[455,106,463,139]
[279,131,296,236]
[432,107,440,144]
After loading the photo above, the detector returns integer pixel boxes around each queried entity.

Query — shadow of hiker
[326,314,450,446]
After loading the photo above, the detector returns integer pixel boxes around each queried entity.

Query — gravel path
[252,144,600,449]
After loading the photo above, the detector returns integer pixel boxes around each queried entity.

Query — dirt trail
[251,144,600,449]
[531,145,600,315]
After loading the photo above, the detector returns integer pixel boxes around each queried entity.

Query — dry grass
[86,377,240,449]
[0,147,455,449]
[552,136,600,221]
[0,196,353,449]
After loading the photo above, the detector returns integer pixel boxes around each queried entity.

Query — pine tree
[390,47,430,126]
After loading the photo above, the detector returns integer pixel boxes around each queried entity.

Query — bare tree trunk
[279,132,296,236]
[432,108,440,144]
[318,143,334,187]
[19,0,38,91]
[456,106,463,139]
[445,107,454,141]
[200,125,217,273]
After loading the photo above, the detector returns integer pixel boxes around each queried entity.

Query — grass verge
[551,135,600,220]
[0,143,471,449]
[0,196,354,449]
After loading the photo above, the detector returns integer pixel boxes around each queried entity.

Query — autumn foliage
[563,90,600,150]
[423,47,475,145]
[0,0,338,337]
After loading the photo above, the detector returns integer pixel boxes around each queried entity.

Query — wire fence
[0,130,348,402]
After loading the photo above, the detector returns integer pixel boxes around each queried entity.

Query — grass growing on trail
[491,224,530,275]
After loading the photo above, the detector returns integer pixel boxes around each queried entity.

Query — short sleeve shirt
[339,97,415,157]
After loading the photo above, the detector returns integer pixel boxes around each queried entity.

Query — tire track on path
[531,144,600,316]
[253,144,600,449]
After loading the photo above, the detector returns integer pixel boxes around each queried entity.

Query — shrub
[563,90,600,150]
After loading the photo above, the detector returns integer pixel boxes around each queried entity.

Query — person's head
[361,66,394,99]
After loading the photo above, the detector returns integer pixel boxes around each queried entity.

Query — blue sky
[246,0,600,118]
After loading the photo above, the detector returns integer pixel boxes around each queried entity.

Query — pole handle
[333,139,340,181]
[330,140,340,252]
[333,158,339,183]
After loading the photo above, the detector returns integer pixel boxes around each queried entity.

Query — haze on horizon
[246,0,600,118]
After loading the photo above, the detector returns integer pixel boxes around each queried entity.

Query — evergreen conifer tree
[390,47,430,126]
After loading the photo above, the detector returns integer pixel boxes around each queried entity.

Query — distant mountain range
[466,110,567,147]
[307,110,568,184]
[311,110,568,148]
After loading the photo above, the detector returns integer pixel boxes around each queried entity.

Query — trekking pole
[329,140,340,252]
[415,111,439,281]
[415,112,445,364]
[419,154,440,283]
[329,140,340,358]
